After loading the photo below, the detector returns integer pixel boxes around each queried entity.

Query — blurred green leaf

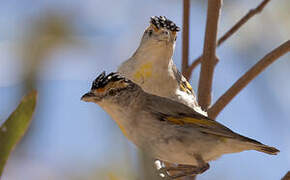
[0,90,38,177]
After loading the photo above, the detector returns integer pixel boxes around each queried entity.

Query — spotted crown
[91,72,128,90]
[150,16,180,32]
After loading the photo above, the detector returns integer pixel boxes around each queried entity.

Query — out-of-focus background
[0,0,289,179]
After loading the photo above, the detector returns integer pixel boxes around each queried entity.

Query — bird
[81,72,279,179]
[117,16,207,116]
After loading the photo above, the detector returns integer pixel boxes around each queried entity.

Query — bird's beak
[81,92,95,102]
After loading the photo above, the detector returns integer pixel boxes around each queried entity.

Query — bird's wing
[145,95,238,139]
[165,116,236,138]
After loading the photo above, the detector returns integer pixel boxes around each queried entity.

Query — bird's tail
[254,144,280,155]
[239,135,279,155]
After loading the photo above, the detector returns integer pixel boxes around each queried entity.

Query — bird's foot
[161,163,209,179]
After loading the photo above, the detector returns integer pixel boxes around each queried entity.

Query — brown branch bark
[208,40,290,119]
[197,0,222,110]
[186,0,271,80]
[182,0,190,77]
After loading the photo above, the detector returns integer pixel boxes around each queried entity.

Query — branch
[218,0,270,46]
[187,0,271,79]
[182,0,190,78]
[197,0,222,110]
[208,40,290,119]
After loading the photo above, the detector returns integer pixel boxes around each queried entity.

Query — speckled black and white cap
[150,16,180,32]
[91,72,128,90]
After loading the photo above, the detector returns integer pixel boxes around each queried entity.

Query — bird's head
[141,16,180,46]
[81,72,138,104]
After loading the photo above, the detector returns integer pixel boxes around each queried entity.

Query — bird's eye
[108,89,116,96]
[148,30,153,36]
[174,37,177,41]
[162,31,169,35]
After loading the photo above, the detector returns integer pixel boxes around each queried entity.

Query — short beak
[81,92,95,102]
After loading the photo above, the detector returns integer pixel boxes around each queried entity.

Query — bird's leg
[193,154,210,174]
[154,160,178,179]
[158,155,209,179]
[164,164,209,179]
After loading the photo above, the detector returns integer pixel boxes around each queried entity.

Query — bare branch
[182,0,190,78]
[218,0,270,46]
[187,0,271,80]
[208,40,290,119]
[197,0,222,110]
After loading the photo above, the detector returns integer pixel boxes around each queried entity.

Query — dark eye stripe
[148,30,153,36]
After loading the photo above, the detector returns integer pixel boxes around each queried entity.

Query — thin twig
[182,0,190,77]
[218,0,270,46]
[208,40,290,119]
[197,0,222,110]
[187,0,271,80]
